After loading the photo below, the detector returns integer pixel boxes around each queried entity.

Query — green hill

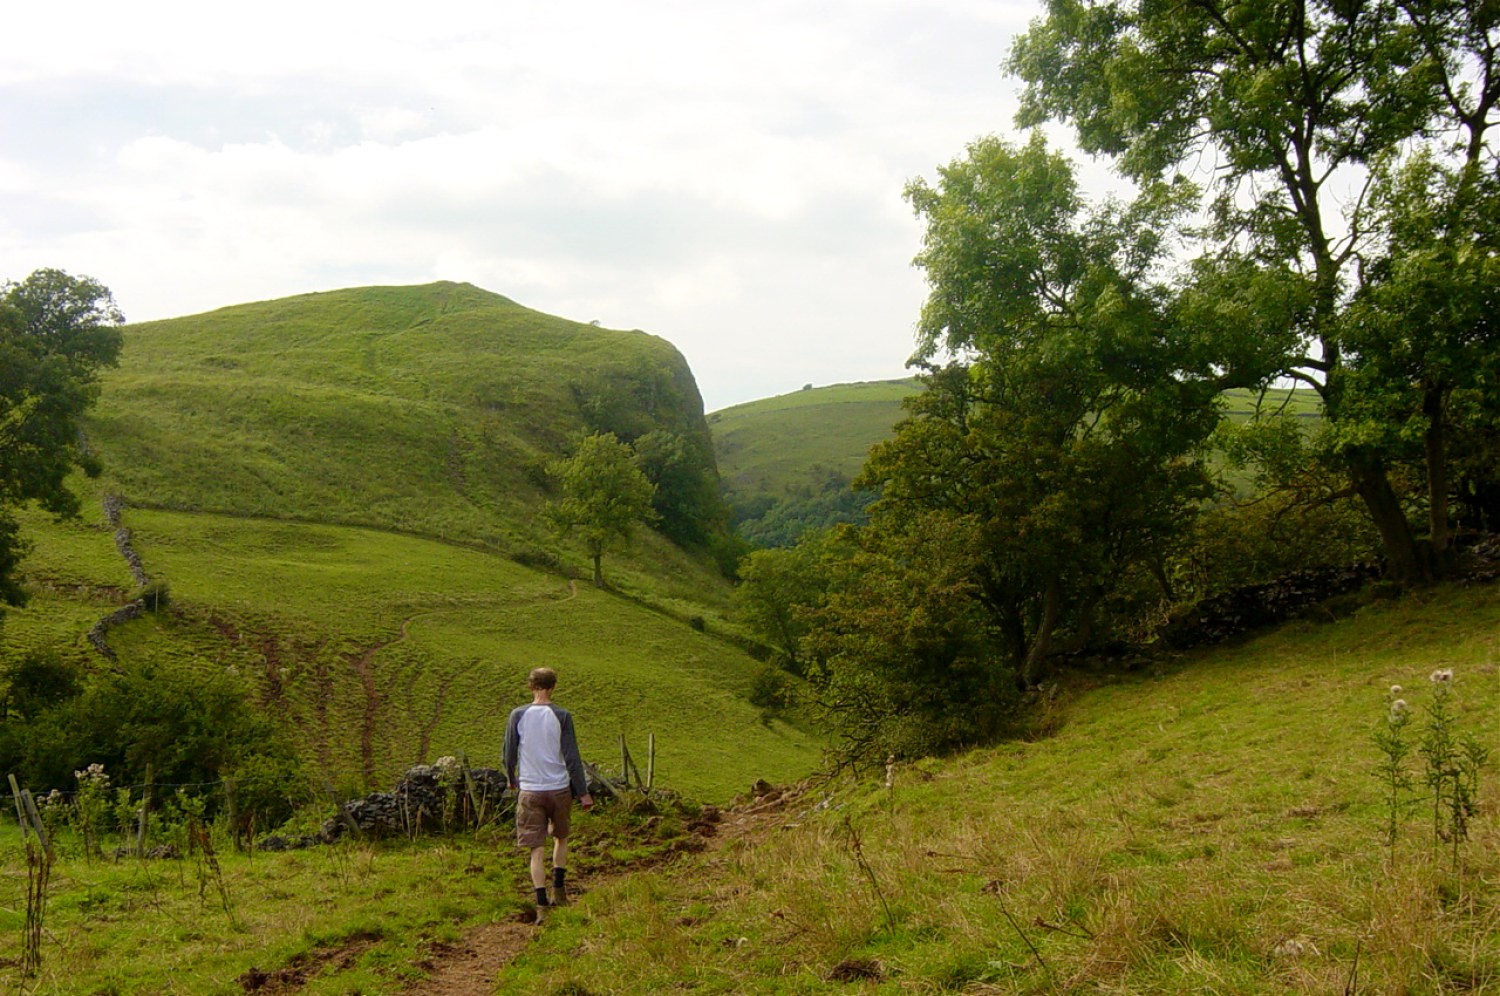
[2,283,817,801]
[710,379,919,545]
[87,281,720,559]
[711,379,1322,548]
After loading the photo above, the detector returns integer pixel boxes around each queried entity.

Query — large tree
[0,269,124,610]
[856,135,1249,688]
[1010,0,1500,581]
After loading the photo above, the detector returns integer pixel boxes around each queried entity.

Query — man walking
[503,667,593,910]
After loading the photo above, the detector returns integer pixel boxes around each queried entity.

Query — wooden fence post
[19,788,48,854]
[224,779,241,851]
[647,734,656,792]
[9,774,30,843]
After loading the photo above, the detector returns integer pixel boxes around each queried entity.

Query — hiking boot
[549,884,569,906]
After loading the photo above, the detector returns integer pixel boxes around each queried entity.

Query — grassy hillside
[511,581,1499,993]
[4,581,1493,993]
[86,281,716,571]
[710,379,918,545]
[2,282,816,802]
[710,379,918,495]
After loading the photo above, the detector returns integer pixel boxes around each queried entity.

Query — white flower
[1430,668,1454,684]
[1389,684,1403,696]
[1389,699,1409,722]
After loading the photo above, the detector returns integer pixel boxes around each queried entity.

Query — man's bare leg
[530,846,547,891]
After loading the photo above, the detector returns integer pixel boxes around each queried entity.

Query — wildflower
[1430,668,1454,684]
[1389,684,1403,696]
[1389,699,1409,722]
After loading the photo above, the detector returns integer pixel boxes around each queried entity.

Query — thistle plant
[1371,685,1414,853]
[71,763,111,860]
[1417,668,1490,869]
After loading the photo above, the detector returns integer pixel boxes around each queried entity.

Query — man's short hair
[528,667,558,691]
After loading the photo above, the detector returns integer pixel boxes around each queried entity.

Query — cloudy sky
[2,0,1054,411]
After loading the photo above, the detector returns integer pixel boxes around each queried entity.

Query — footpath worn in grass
[503,583,1500,994]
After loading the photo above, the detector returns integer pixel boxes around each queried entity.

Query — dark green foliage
[0,656,301,812]
[747,665,794,710]
[803,512,1020,765]
[0,269,124,611]
[135,579,171,613]
[732,467,877,548]
[736,532,844,675]
[632,428,727,549]
[1009,0,1500,583]
[0,649,80,722]
[572,355,729,552]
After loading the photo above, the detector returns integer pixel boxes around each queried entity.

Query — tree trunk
[1022,575,1062,688]
[591,553,604,589]
[1349,451,1434,585]
[1423,383,1452,561]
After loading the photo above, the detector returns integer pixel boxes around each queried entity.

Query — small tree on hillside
[545,433,657,588]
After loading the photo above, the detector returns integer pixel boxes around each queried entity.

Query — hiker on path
[503,667,593,909]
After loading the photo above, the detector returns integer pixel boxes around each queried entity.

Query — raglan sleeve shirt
[503,703,588,798]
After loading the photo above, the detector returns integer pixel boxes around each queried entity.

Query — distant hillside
[86,281,723,566]
[710,379,918,546]
[711,380,1322,547]
[2,283,815,801]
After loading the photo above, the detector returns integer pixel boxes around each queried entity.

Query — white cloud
[0,0,1049,409]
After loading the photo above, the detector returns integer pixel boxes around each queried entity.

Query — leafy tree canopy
[544,432,658,588]
[0,269,123,609]
[1009,0,1500,580]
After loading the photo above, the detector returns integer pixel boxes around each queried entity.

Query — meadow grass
[503,582,1499,994]
[0,580,1492,994]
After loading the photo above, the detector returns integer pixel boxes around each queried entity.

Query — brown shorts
[515,789,573,848]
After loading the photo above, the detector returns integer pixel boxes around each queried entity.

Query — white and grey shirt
[503,702,588,796]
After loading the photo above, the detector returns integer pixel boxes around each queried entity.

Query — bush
[0,655,303,815]
[748,665,794,710]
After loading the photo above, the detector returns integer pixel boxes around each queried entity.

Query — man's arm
[558,710,592,806]
[502,707,523,789]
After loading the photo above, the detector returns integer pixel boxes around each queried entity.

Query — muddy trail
[238,782,811,996]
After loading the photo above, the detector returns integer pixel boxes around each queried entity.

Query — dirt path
[398,782,809,995]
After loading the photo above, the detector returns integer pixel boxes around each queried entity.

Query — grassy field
[5,497,814,803]
[1,580,1493,993]
[507,581,1498,994]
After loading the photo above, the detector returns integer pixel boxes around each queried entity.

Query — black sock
[535,886,549,906]
[553,867,567,888]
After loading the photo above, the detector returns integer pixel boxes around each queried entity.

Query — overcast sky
[2,0,1056,411]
